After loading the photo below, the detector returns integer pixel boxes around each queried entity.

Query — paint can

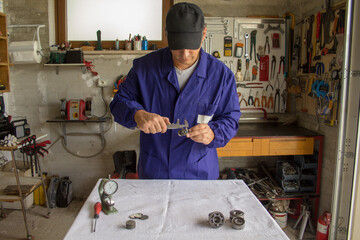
[133,41,141,50]
[269,210,287,229]
[125,40,132,50]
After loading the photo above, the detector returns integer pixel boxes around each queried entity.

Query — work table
[235,123,321,138]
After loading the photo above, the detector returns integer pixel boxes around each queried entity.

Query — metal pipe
[347,102,360,239]
[329,0,355,239]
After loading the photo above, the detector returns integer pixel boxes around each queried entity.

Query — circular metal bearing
[230,210,244,221]
[126,220,136,230]
[208,211,225,228]
[231,217,245,230]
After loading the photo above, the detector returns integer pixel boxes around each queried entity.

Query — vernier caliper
[167,119,189,137]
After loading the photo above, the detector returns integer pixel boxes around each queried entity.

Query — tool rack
[0,145,48,240]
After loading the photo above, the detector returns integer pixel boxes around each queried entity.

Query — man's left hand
[186,124,214,145]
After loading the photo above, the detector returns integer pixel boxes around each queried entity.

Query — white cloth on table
[64,179,289,240]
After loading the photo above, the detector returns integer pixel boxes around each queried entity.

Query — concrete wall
[2,0,338,218]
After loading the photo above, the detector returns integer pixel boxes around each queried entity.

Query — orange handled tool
[93,202,102,232]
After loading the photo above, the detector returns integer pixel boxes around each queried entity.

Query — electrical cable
[100,87,108,118]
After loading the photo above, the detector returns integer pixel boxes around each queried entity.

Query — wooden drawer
[253,137,314,156]
[217,137,315,157]
[217,138,253,157]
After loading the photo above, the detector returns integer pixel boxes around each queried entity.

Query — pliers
[261,90,267,108]
[271,55,276,79]
[239,93,248,107]
[248,89,254,106]
[315,62,324,77]
[254,91,260,107]
[278,56,285,74]
[268,93,274,109]
[264,36,270,54]
[266,80,274,92]
[250,30,257,64]
[274,74,281,113]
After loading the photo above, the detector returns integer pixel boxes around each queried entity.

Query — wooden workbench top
[235,123,322,138]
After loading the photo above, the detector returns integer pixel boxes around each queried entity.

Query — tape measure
[224,36,232,57]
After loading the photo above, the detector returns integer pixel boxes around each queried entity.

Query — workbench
[64,179,289,240]
[217,123,324,221]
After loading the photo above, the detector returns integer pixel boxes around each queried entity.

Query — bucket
[269,210,288,229]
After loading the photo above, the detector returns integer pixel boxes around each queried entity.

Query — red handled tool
[93,202,102,232]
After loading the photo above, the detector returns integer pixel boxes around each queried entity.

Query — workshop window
[55,0,172,49]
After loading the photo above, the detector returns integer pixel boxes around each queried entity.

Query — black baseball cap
[166,2,204,50]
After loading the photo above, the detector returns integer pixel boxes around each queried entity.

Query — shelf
[83,50,153,55]
[47,117,107,146]
[44,63,86,75]
[0,36,6,40]
[0,172,42,202]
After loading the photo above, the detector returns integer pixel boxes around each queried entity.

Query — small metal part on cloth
[208,211,225,228]
[230,210,244,221]
[129,213,143,219]
[231,217,245,230]
[126,220,136,229]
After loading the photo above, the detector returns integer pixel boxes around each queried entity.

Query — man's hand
[186,124,214,145]
[134,110,170,134]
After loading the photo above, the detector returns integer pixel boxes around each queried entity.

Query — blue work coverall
[110,47,241,179]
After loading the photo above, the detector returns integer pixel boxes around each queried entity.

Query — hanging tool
[261,90,267,108]
[254,91,260,107]
[224,36,232,57]
[235,59,243,82]
[272,33,280,48]
[274,74,281,113]
[244,33,249,59]
[270,56,276,79]
[244,59,250,81]
[315,62,325,77]
[252,65,258,81]
[268,93,274,109]
[250,30,257,64]
[229,60,234,73]
[247,89,254,106]
[259,55,269,82]
[266,80,274,92]
[239,93,248,107]
[278,56,285,74]
[234,43,243,58]
[209,34,213,55]
[93,202,102,232]
[264,24,284,34]
[281,80,287,112]
[264,36,270,54]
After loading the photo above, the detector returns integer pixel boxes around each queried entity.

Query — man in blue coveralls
[110,2,241,180]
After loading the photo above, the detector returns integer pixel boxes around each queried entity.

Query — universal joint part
[208,211,225,228]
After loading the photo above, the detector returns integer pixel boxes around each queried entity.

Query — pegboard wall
[202,17,287,114]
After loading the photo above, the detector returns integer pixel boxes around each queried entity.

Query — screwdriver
[93,202,102,232]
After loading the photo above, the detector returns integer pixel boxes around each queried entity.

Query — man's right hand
[134,110,170,134]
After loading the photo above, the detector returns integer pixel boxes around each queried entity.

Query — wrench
[209,34,213,55]
[244,33,249,59]
[229,60,234,72]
